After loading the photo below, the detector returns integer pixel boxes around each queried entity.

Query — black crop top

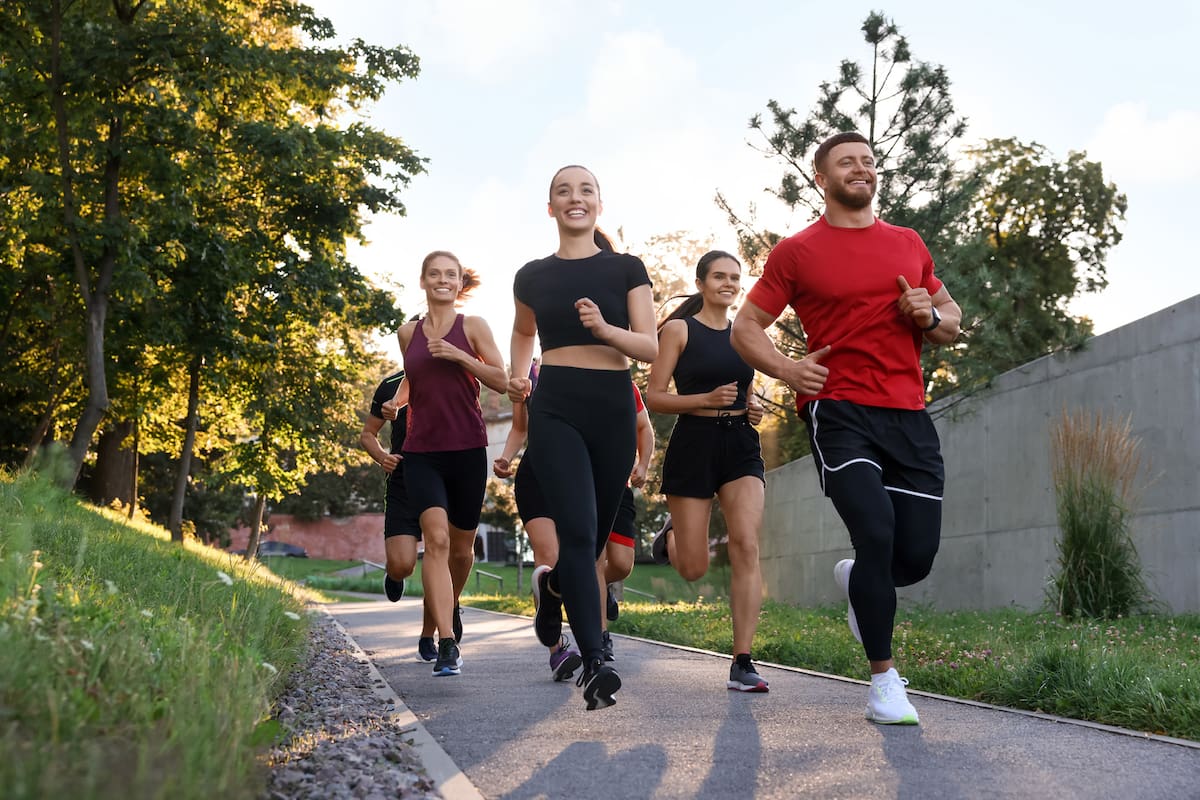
[672,316,755,411]
[513,251,652,352]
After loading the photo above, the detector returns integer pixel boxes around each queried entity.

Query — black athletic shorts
[514,456,549,524]
[402,447,487,531]
[802,399,944,499]
[516,457,633,542]
[610,485,636,545]
[383,468,421,539]
[660,414,765,499]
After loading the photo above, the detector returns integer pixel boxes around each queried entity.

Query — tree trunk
[127,416,139,519]
[90,420,135,508]
[245,494,268,561]
[169,356,202,541]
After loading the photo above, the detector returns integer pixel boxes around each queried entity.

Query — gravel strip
[263,610,442,800]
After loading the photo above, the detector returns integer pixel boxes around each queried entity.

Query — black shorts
[514,456,549,524]
[402,447,488,531]
[802,399,944,499]
[660,415,765,499]
[610,486,636,546]
[383,469,421,539]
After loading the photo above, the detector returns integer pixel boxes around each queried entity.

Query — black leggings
[826,463,941,661]
[526,365,635,663]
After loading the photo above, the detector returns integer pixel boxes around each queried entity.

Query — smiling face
[420,254,463,305]
[698,256,742,310]
[816,141,877,211]
[547,166,602,235]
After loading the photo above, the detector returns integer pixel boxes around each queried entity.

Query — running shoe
[383,574,405,603]
[432,637,462,677]
[531,564,563,647]
[601,630,615,662]
[549,636,583,682]
[577,658,621,710]
[651,516,673,565]
[833,558,863,644]
[453,603,463,643]
[727,660,769,693]
[865,668,919,725]
[606,583,620,621]
[417,636,437,662]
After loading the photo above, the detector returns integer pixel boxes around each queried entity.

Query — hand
[747,393,764,425]
[426,337,465,363]
[380,453,401,474]
[783,345,831,396]
[507,376,532,404]
[381,399,399,420]
[705,382,739,409]
[896,275,936,330]
[575,297,611,338]
[629,463,647,488]
[493,456,514,479]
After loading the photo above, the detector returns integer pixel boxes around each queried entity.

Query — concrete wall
[761,294,1200,612]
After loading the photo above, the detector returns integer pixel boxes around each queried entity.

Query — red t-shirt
[632,382,645,414]
[747,216,943,410]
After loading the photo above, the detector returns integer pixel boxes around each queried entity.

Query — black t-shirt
[513,251,651,352]
[369,371,408,454]
[672,317,754,410]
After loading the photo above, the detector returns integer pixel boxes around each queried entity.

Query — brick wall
[228,513,388,562]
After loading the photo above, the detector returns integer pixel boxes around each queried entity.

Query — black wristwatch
[922,306,942,332]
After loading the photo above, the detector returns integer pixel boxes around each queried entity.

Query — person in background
[646,249,769,692]
[398,251,508,677]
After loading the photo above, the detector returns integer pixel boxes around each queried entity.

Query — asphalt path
[327,597,1200,800]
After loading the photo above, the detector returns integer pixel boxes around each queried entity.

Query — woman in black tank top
[645,250,771,693]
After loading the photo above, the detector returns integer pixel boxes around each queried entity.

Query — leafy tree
[932,138,1127,397]
[718,10,969,273]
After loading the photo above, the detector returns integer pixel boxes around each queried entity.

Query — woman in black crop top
[645,250,771,693]
[508,165,657,710]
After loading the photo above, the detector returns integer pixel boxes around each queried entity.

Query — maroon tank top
[403,314,488,452]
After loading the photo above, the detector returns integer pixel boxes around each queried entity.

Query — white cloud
[1086,103,1200,184]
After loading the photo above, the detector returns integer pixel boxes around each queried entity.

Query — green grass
[0,471,321,800]
[465,595,1200,741]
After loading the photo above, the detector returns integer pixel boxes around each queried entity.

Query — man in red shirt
[731,131,962,725]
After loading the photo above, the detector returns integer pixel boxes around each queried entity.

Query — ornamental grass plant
[1049,409,1153,619]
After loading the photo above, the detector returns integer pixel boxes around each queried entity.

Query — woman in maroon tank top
[397,251,508,677]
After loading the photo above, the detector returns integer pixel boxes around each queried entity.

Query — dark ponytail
[594,227,615,252]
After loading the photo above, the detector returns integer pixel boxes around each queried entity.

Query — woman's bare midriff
[540,344,629,371]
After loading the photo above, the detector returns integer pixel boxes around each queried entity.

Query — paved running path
[327,597,1200,800]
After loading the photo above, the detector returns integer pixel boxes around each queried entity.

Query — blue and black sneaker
[417,636,437,662]
[432,637,462,677]
[384,574,405,603]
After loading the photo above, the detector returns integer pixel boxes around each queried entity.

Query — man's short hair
[814,132,871,174]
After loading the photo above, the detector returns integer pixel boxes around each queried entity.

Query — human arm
[508,299,537,403]
[730,301,831,396]
[643,320,740,413]
[575,283,659,363]
[425,316,508,393]
[630,404,654,488]
[359,414,401,474]
[746,385,764,426]
[493,401,528,478]
[380,378,409,421]
[896,276,962,346]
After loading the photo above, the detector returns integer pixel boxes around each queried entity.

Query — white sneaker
[833,559,862,643]
[865,668,919,725]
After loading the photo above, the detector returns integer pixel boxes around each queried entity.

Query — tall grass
[1049,409,1152,618]
[0,470,315,800]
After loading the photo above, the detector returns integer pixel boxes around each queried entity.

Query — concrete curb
[324,612,486,800]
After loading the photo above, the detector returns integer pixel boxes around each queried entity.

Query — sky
[304,0,1200,365]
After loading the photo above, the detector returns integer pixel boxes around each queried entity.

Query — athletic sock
[735,653,752,669]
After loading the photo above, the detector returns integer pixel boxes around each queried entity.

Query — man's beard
[827,181,875,210]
